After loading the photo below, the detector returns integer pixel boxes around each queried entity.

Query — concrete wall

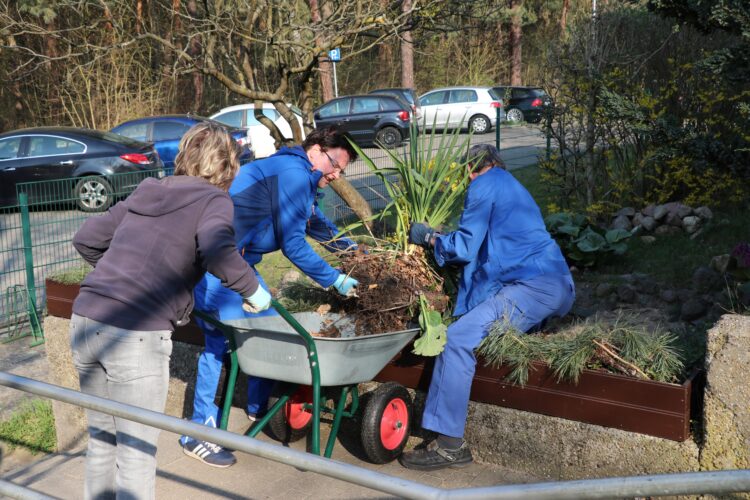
[44,314,750,485]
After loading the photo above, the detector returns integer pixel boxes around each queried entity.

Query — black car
[0,127,164,212]
[491,86,552,124]
[313,94,412,148]
[368,87,421,119]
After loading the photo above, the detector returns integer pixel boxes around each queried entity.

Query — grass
[46,263,91,285]
[255,239,335,289]
[0,399,57,454]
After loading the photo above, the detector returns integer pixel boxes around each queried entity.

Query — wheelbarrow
[192,300,420,464]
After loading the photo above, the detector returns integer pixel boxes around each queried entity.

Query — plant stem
[592,339,649,379]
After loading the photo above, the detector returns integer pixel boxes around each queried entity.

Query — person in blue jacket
[180,127,360,467]
[399,144,575,471]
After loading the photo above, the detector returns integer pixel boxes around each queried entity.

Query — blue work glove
[332,273,359,297]
[409,222,436,246]
[242,285,272,313]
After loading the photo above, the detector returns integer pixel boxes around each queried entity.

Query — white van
[210,103,306,159]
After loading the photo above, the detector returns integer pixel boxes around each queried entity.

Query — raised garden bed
[374,348,702,442]
[44,279,204,346]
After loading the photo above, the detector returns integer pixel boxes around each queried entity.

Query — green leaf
[575,229,607,253]
[413,295,448,356]
[605,228,632,244]
[556,224,581,237]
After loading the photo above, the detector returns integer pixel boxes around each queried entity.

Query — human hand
[242,286,272,313]
[332,273,359,297]
[408,222,436,247]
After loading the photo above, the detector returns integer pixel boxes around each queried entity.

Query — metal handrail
[1,371,750,499]
[0,478,55,500]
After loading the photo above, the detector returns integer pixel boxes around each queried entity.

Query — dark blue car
[111,115,252,173]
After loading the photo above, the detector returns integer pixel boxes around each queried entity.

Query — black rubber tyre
[506,108,525,124]
[375,126,402,149]
[468,114,491,134]
[266,384,313,443]
[75,176,113,212]
[360,382,412,464]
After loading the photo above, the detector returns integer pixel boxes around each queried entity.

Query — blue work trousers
[182,272,276,440]
[421,273,575,439]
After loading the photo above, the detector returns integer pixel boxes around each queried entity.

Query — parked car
[313,94,412,148]
[490,86,552,124]
[111,115,252,171]
[368,88,422,120]
[211,103,306,159]
[0,127,164,212]
[418,87,503,134]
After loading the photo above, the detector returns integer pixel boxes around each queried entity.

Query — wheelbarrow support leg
[324,386,351,458]
[219,344,239,430]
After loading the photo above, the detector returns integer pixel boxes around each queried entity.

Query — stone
[682,215,701,234]
[640,235,657,245]
[642,204,656,217]
[654,225,680,236]
[632,212,644,228]
[640,216,657,231]
[710,254,731,274]
[692,266,721,293]
[680,298,707,321]
[674,203,693,218]
[653,204,669,221]
[615,207,636,217]
[666,211,683,227]
[694,206,714,220]
[701,315,750,471]
[660,289,677,303]
[637,277,659,295]
[676,289,692,302]
[616,284,637,303]
[611,214,632,231]
[595,283,615,298]
[280,270,302,287]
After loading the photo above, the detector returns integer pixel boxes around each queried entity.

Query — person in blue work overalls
[399,143,575,471]
[180,126,361,467]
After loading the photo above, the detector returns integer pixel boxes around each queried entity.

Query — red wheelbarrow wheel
[266,384,313,443]
[360,382,412,464]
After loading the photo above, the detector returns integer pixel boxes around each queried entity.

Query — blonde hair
[173,122,241,191]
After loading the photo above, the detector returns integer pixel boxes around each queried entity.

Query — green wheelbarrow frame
[193,299,416,459]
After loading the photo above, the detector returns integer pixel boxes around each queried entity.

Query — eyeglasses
[323,150,345,177]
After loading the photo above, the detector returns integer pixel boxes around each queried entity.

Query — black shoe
[398,440,473,471]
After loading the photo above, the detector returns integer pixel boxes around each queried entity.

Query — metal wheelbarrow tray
[193,301,420,464]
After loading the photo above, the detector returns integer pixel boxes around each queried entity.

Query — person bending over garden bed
[399,144,576,471]
[69,123,270,500]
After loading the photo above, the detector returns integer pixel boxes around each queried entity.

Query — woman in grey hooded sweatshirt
[70,122,271,500]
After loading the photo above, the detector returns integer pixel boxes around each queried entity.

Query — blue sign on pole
[328,48,341,62]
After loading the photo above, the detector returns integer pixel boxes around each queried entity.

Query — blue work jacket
[434,167,569,316]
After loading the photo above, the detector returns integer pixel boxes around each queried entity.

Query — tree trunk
[509,0,523,86]
[329,179,374,230]
[560,0,570,35]
[187,0,203,113]
[400,0,414,89]
[310,0,335,102]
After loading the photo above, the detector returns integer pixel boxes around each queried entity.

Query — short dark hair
[464,144,506,172]
[302,126,358,162]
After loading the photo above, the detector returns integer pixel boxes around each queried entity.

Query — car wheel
[506,108,525,123]
[469,115,490,134]
[75,176,113,213]
[375,126,402,149]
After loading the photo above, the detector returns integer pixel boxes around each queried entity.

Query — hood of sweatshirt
[126,176,224,217]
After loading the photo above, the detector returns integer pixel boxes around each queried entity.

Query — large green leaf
[605,228,632,244]
[575,229,607,253]
[413,295,448,356]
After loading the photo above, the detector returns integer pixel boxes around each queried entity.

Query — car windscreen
[529,88,547,97]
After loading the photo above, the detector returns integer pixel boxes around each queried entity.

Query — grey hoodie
[73,175,259,331]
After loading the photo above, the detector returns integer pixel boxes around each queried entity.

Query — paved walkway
[3,405,539,499]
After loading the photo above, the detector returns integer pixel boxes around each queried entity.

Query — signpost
[328,48,341,98]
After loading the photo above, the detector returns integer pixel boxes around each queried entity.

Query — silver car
[418,86,504,134]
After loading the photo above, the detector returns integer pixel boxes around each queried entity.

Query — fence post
[495,106,502,150]
[546,109,552,162]
[19,192,42,343]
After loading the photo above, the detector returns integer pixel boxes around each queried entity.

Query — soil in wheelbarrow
[280,246,450,337]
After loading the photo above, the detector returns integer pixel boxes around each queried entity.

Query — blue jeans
[70,314,172,500]
[421,273,575,439]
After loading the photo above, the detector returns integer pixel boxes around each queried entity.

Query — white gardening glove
[332,273,359,298]
[242,285,272,313]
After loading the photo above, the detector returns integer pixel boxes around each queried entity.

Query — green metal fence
[0,169,164,343]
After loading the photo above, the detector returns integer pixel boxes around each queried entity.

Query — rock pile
[609,202,713,240]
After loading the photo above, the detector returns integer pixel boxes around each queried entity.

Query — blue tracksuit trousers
[421,273,575,438]
[181,272,276,441]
